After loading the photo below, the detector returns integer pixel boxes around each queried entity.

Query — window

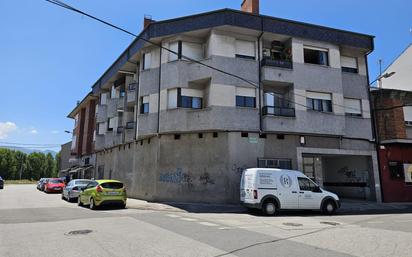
[389,161,405,180]
[174,134,181,140]
[84,158,90,165]
[169,41,180,61]
[344,98,362,117]
[169,41,203,61]
[241,132,248,138]
[141,96,149,114]
[100,93,108,105]
[107,118,116,131]
[298,177,318,191]
[236,96,256,108]
[341,56,358,73]
[177,88,203,109]
[304,47,329,66]
[126,122,134,129]
[119,89,126,98]
[258,158,292,169]
[306,91,332,113]
[213,132,218,138]
[142,52,152,70]
[404,107,412,125]
[235,40,255,60]
[97,123,106,135]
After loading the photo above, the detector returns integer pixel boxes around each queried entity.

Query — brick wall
[376,98,406,141]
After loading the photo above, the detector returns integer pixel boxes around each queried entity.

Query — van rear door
[240,170,255,202]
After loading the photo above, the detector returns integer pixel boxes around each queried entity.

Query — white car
[62,179,92,202]
[240,168,340,215]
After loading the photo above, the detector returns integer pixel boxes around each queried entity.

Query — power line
[45,0,371,115]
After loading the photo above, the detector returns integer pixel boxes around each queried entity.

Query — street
[1,185,412,257]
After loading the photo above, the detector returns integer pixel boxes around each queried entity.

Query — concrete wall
[96,132,378,204]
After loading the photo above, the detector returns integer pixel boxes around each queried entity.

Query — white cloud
[29,129,38,135]
[51,130,59,134]
[0,122,18,139]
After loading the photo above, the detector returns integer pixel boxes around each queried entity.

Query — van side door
[297,177,324,210]
[277,173,299,209]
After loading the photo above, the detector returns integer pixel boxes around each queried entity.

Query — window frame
[306,98,332,113]
[236,95,256,108]
[303,47,329,66]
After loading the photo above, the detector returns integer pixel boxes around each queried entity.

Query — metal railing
[262,106,295,117]
[261,57,293,69]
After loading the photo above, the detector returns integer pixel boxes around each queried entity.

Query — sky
[0,0,411,151]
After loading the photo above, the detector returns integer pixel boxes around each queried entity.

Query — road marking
[395,220,412,223]
[166,214,181,218]
[367,221,384,224]
[198,221,219,227]
[180,218,198,222]
[218,227,232,230]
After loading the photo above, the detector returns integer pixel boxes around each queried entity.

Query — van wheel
[262,200,277,216]
[322,200,336,215]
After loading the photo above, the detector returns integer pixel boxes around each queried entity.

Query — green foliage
[0,149,58,180]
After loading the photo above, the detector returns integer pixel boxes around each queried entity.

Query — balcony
[262,106,295,117]
[261,57,293,69]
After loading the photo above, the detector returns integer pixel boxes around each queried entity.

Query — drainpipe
[157,48,162,134]
[134,63,140,141]
[257,18,264,134]
[365,52,384,203]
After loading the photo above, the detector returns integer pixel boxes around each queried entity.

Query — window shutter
[344,98,362,114]
[403,106,412,122]
[182,42,204,61]
[169,42,179,61]
[235,40,255,58]
[306,91,332,100]
[341,56,358,69]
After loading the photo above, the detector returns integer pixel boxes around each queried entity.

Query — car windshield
[75,180,91,185]
[49,179,63,184]
[100,182,123,189]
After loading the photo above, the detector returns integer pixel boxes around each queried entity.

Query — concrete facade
[69,4,380,203]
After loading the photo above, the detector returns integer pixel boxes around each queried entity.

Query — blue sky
[0,0,411,151]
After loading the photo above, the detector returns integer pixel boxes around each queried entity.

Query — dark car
[0,176,4,189]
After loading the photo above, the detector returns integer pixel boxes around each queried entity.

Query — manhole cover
[320,221,340,226]
[65,229,93,236]
[283,222,303,227]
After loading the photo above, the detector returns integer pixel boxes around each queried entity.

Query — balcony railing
[262,106,295,117]
[261,57,293,69]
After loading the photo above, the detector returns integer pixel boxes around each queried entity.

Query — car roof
[95,179,122,184]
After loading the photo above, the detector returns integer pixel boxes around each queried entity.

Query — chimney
[143,15,155,29]
[241,0,259,15]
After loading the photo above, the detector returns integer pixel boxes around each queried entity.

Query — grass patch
[4,180,37,184]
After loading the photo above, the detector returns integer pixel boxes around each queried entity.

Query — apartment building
[371,44,412,202]
[82,0,381,203]
[67,93,97,179]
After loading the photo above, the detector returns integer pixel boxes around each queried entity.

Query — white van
[240,168,340,215]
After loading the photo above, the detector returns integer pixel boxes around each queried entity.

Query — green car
[78,180,127,210]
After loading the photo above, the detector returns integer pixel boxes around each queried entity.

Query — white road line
[218,227,232,230]
[394,220,412,223]
[166,214,181,218]
[180,218,198,222]
[198,222,219,227]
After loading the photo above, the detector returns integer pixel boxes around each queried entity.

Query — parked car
[44,178,65,193]
[38,178,49,191]
[62,179,92,202]
[240,168,340,215]
[37,178,46,190]
[0,176,4,189]
[78,180,127,210]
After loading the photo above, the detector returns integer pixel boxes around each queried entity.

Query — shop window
[389,161,405,179]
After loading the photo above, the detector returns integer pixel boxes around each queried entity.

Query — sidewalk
[126,197,412,215]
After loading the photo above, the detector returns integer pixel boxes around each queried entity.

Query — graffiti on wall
[159,168,192,184]
[337,166,368,183]
[199,172,215,185]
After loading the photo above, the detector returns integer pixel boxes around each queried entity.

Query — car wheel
[262,200,277,216]
[61,194,65,200]
[78,196,83,207]
[90,198,97,210]
[120,203,126,209]
[322,200,336,215]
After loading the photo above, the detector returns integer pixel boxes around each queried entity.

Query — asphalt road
[1,185,412,257]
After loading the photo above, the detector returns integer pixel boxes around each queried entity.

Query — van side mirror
[312,186,322,193]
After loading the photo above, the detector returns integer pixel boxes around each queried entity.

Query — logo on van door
[280,174,292,188]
